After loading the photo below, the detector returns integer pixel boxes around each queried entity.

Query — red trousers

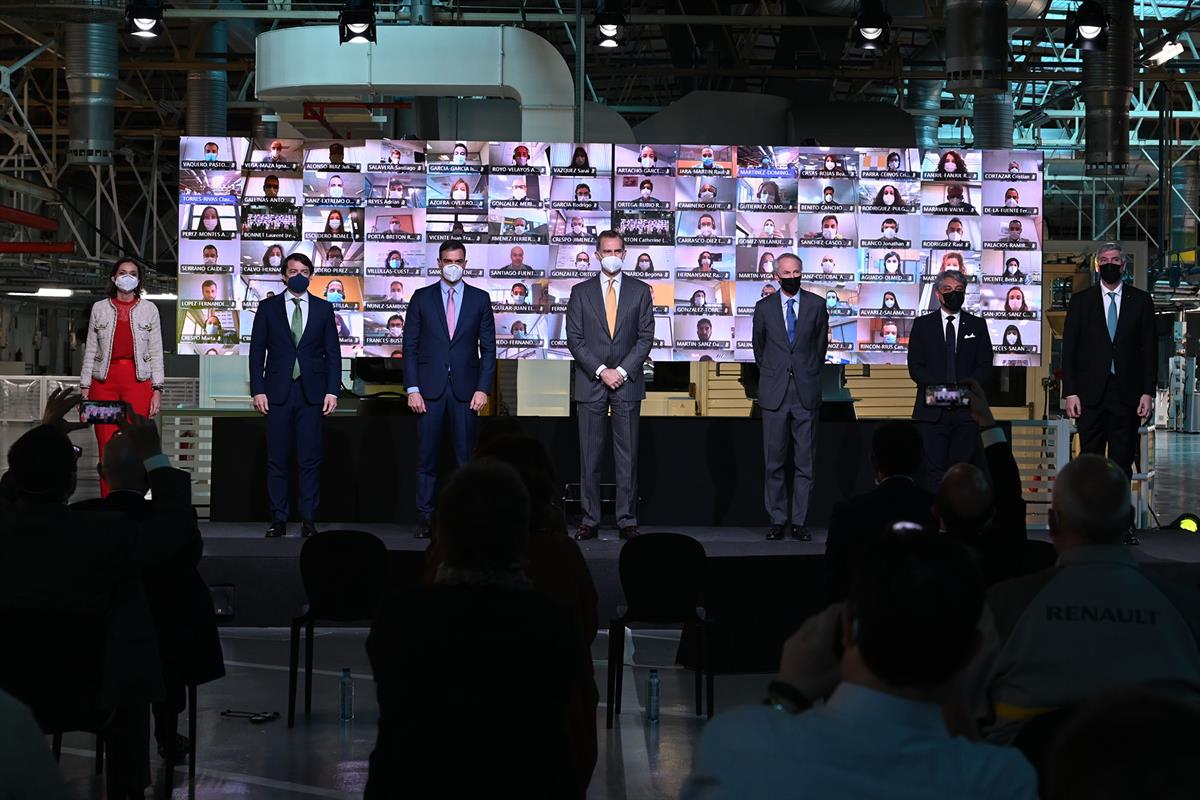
[89,358,153,496]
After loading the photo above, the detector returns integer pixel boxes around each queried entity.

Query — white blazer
[80,298,165,388]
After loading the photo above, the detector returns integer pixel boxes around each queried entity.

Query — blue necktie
[786,298,796,344]
[1107,291,1118,373]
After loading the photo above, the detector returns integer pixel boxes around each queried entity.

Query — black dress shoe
[766,524,785,540]
[414,518,432,539]
[1124,530,1141,546]
[265,521,287,538]
[301,520,318,538]
[574,524,598,541]
[619,525,639,541]
[791,525,812,542]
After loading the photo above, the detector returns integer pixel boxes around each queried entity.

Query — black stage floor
[199,522,1200,629]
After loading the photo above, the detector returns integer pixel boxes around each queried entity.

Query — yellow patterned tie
[605,278,617,338]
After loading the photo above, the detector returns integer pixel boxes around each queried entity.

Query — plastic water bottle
[339,668,354,722]
[646,669,660,724]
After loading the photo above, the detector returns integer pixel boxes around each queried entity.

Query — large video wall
[176,138,1043,366]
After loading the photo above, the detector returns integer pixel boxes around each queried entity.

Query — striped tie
[291,298,303,379]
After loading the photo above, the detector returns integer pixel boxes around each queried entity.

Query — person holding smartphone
[80,257,164,496]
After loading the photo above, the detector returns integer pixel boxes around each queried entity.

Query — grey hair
[1096,242,1124,259]
[935,269,967,291]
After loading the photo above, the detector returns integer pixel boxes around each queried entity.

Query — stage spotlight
[1144,39,1185,67]
[124,0,163,39]
[339,1,377,45]
[1064,1,1109,51]
[595,0,625,49]
[852,0,892,51]
[1167,513,1200,533]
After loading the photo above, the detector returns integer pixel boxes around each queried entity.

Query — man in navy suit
[907,269,993,487]
[404,239,497,538]
[1062,242,1157,480]
[751,253,828,541]
[249,252,342,539]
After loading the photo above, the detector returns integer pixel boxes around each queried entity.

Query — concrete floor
[51,430,1200,799]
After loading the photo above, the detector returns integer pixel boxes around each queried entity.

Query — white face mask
[700,190,715,200]
[885,260,900,273]
[637,260,651,270]
[206,324,218,334]
[203,256,217,265]
[641,188,652,198]
[390,154,401,164]
[822,227,835,239]
[268,255,281,267]
[944,161,958,172]
[576,259,589,268]
[441,264,464,283]
[884,299,896,309]
[203,218,218,231]
[571,224,583,234]
[700,257,713,267]
[1009,229,1021,240]
[115,274,139,292]
[576,194,589,202]
[1006,263,1018,273]
[452,189,467,201]
[948,230,962,241]
[1005,198,1017,207]
[700,225,714,235]
[1006,334,1018,345]
[512,187,527,200]
[824,194,835,203]
[1008,299,1022,311]
[824,160,835,170]
[641,156,654,168]
[600,255,623,275]
[883,228,897,239]
[514,156,528,167]
[883,193,895,205]
[328,218,342,229]
[329,185,343,198]
[822,260,835,271]
[763,224,775,235]
[513,225,526,235]
[390,222,400,233]
[388,326,403,336]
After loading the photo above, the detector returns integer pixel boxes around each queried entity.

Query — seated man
[682,534,1036,800]
[365,460,589,799]
[0,390,196,800]
[72,432,225,765]
[824,420,936,601]
[973,454,1200,745]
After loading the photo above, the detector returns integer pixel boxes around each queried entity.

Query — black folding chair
[288,530,389,727]
[606,532,712,728]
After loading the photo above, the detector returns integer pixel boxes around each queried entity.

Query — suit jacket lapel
[449,286,470,345]
[612,277,634,340]
[433,284,451,340]
[585,276,609,340]
[1113,286,1129,342]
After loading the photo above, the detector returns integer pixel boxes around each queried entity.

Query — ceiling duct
[1082,0,1134,175]
[905,43,946,151]
[64,21,118,165]
[0,0,122,21]
[972,91,1014,148]
[945,0,1008,94]
[186,21,229,136]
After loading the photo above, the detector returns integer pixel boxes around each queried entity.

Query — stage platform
[200,523,1200,637]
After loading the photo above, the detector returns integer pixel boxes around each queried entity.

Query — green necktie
[291,298,303,379]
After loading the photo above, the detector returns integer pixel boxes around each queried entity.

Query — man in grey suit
[752,253,828,541]
[566,229,656,541]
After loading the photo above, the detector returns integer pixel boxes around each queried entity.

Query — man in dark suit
[249,252,342,539]
[566,230,655,541]
[825,420,936,600]
[752,253,827,541]
[0,411,196,800]
[404,239,497,538]
[907,268,993,487]
[1062,242,1156,480]
[72,433,224,765]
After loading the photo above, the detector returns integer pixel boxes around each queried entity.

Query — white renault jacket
[80,298,166,388]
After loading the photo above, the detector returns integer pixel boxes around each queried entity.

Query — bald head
[936,464,994,534]
[1051,454,1131,546]
[100,432,148,495]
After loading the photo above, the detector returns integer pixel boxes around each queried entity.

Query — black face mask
[1099,262,1124,285]
[941,289,965,313]
[779,276,803,295]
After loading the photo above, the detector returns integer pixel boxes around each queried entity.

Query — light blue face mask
[204,152,216,162]
[883,333,898,344]
[206,324,219,335]
[326,291,344,303]
[702,156,714,168]
[388,259,401,269]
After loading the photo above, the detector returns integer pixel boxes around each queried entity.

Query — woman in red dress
[80,258,164,494]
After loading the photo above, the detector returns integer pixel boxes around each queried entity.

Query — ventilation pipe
[1082,0,1134,174]
[905,44,945,151]
[64,22,118,165]
[972,92,1014,148]
[252,109,278,141]
[187,21,229,136]
[945,0,1008,94]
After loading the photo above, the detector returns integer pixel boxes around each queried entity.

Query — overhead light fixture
[339,1,377,45]
[852,0,892,51]
[124,0,163,39]
[1144,39,1185,67]
[595,0,625,49]
[1166,513,1200,533]
[8,287,74,298]
[1064,1,1109,51]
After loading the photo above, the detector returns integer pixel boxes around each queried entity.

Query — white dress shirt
[1102,280,1123,324]
[595,271,628,379]
[284,290,310,332]
[940,307,958,351]
[779,290,800,328]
